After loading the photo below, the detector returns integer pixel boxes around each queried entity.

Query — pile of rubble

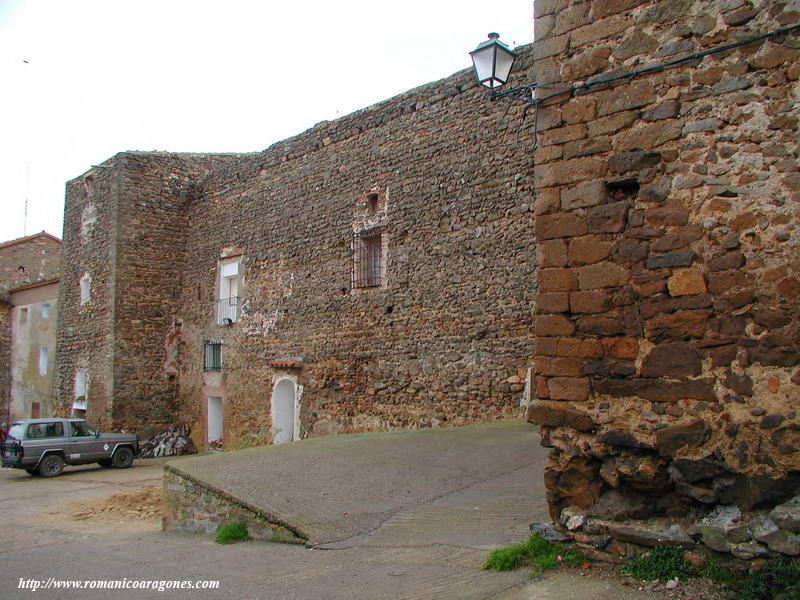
[139,424,197,458]
[530,494,800,564]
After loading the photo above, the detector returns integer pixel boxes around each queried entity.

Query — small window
[39,347,48,376]
[26,421,64,439]
[366,193,379,215]
[352,230,385,289]
[204,342,222,372]
[41,303,50,319]
[79,273,91,305]
[20,308,28,325]
[31,402,40,419]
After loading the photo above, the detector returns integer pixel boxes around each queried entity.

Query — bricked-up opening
[79,273,91,305]
[352,228,385,289]
[203,342,222,372]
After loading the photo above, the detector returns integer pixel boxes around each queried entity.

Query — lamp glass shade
[470,33,517,89]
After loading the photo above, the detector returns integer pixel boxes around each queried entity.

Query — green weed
[483,534,585,577]
[703,556,800,600]
[620,546,696,583]
[215,521,248,544]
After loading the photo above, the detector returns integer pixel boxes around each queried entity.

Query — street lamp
[469,33,535,105]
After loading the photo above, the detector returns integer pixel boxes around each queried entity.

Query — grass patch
[484,534,586,577]
[215,521,248,544]
[702,556,800,600]
[620,546,696,583]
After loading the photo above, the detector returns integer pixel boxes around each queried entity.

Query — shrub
[215,521,248,544]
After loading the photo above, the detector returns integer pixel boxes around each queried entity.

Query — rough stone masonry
[527,0,800,560]
[55,50,540,444]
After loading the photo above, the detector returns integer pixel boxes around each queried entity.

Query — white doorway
[207,396,223,443]
[271,378,296,444]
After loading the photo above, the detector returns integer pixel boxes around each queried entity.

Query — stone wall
[61,48,540,445]
[0,232,61,426]
[527,0,800,545]
[163,467,305,543]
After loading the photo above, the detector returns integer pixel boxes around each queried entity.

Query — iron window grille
[217,296,239,325]
[204,342,222,372]
[351,228,385,289]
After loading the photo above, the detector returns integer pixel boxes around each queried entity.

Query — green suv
[1,418,139,477]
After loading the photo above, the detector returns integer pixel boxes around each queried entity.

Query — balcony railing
[217,296,240,325]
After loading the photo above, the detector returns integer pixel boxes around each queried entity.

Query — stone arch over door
[271,376,298,444]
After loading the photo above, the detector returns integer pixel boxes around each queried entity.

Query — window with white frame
[39,347,48,376]
[79,273,92,305]
[41,303,50,319]
[217,259,241,325]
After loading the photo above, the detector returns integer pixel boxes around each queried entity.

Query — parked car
[0,418,139,477]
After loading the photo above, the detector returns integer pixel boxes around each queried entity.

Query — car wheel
[39,454,64,477]
[111,447,134,469]
[25,468,40,476]
[97,459,112,468]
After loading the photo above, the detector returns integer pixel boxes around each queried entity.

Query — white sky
[0,0,532,242]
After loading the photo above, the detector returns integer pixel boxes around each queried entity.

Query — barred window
[352,229,385,289]
[204,342,222,372]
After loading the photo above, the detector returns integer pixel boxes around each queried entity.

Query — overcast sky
[0,0,532,242]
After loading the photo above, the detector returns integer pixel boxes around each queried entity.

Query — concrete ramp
[166,419,547,546]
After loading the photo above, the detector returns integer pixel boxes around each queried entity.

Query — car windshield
[8,424,24,440]
[70,421,96,437]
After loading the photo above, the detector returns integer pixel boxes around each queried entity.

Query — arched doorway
[271,378,296,444]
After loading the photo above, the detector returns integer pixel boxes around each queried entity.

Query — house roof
[0,231,62,251]
[7,277,60,294]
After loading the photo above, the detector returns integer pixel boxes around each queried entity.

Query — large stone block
[597,81,656,116]
[535,158,607,188]
[535,314,576,337]
[570,235,614,265]
[641,342,701,377]
[587,201,629,233]
[536,212,589,240]
[539,268,578,292]
[561,180,608,210]
[593,378,716,402]
[547,377,591,401]
[527,400,596,431]
[578,261,631,289]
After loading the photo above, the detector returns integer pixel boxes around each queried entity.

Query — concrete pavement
[167,419,548,547]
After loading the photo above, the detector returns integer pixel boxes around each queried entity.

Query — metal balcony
[217,296,239,325]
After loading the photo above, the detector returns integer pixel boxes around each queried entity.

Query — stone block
[593,378,716,402]
[597,81,656,116]
[587,111,638,137]
[683,118,723,134]
[615,120,684,151]
[570,14,630,48]
[570,290,612,314]
[537,292,570,313]
[608,151,661,173]
[722,7,757,25]
[539,268,577,292]
[707,251,745,272]
[656,419,711,455]
[650,226,703,252]
[535,314,576,337]
[601,337,638,359]
[570,236,614,265]
[577,315,627,337]
[587,201,629,233]
[583,358,635,377]
[554,2,592,36]
[612,29,658,61]
[535,158,607,188]
[646,252,696,270]
[539,239,569,267]
[647,310,709,339]
[611,239,648,263]
[641,342,701,377]
[541,124,588,147]
[644,206,689,226]
[563,138,612,159]
[668,270,707,296]
[562,98,597,124]
[642,101,679,122]
[536,212,589,240]
[532,34,571,61]
[528,400,596,431]
[561,47,612,81]
[535,356,584,377]
[561,180,608,210]
[547,377,591,401]
[535,187,561,215]
[578,261,631,289]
